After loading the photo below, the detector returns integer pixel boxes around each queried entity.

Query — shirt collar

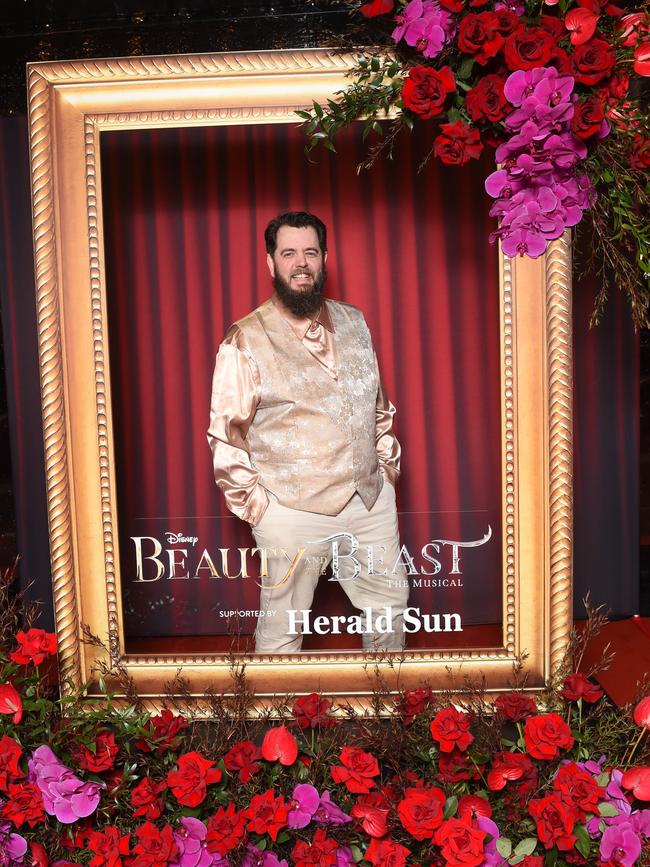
[271,296,335,339]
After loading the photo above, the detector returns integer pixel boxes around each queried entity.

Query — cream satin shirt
[209,296,401,526]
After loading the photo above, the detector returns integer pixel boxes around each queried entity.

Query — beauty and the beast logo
[129,526,493,589]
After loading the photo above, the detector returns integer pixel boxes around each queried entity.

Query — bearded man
[207,211,408,653]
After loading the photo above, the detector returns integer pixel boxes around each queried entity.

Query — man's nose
[295,251,307,267]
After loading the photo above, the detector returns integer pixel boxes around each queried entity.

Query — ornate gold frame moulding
[27,49,573,713]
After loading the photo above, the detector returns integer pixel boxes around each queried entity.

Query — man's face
[267,225,327,317]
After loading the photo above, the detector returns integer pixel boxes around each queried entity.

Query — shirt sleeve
[207,327,269,526]
[374,351,401,488]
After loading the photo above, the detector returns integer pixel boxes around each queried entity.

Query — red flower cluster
[243,790,289,841]
[206,803,247,855]
[430,707,474,752]
[135,709,188,754]
[75,730,119,773]
[524,713,575,760]
[166,751,222,807]
[292,828,339,867]
[402,66,456,119]
[331,746,380,793]
[224,740,262,782]
[397,786,446,839]
[9,628,57,666]
[292,692,336,729]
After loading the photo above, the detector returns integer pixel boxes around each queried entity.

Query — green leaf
[574,825,591,859]
[323,140,338,153]
[294,110,312,120]
[313,101,324,119]
[496,838,512,858]
[351,845,364,863]
[457,56,476,80]
[443,795,458,819]
[514,838,538,857]
[546,846,558,866]
[598,802,619,817]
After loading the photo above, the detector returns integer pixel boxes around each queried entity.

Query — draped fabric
[0,114,639,649]
[101,123,503,645]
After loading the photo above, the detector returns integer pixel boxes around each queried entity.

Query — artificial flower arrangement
[0,567,649,867]
[298,0,650,326]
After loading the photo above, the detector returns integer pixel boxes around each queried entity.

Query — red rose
[504,26,555,70]
[396,687,433,724]
[465,75,509,123]
[439,0,463,9]
[359,0,394,16]
[562,672,604,702]
[621,766,650,800]
[493,10,519,35]
[457,794,492,821]
[131,822,178,867]
[0,683,22,724]
[292,828,338,867]
[494,692,537,721]
[243,790,289,841]
[524,713,575,760]
[1,781,45,828]
[539,15,565,38]
[224,740,262,783]
[605,71,630,100]
[87,826,131,867]
[458,13,504,65]
[430,706,474,751]
[570,98,607,139]
[434,121,483,166]
[130,776,166,820]
[434,817,487,867]
[401,66,456,119]
[635,696,650,729]
[261,725,298,766]
[553,763,604,817]
[206,803,247,855]
[75,730,119,773]
[397,786,446,840]
[631,134,650,169]
[331,746,380,794]
[292,693,336,729]
[167,751,222,807]
[9,628,57,666]
[437,748,482,783]
[365,837,410,867]
[519,858,544,866]
[487,751,533,791]
[135,709,188,753]
[572,37,616,84]
[529,794,578,850]
[0,735,24,793]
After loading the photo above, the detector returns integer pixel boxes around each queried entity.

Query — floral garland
[0,625,650,866]
[299,0,650,326]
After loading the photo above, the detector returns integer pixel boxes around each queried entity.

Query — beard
[273,266,326,318]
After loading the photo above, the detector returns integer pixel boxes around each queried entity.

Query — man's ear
[266,253,275,278]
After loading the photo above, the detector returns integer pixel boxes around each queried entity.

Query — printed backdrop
[101,121,503,649]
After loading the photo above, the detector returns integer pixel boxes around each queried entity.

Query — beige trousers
[251,482,409,653]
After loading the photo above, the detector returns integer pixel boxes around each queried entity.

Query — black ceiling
[0,0,356,115]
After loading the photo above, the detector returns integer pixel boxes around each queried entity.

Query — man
[207,211,408,653]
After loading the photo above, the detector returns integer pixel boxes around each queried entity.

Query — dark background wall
[0,0,642,628]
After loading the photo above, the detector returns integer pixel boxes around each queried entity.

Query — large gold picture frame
[27,49,572,712]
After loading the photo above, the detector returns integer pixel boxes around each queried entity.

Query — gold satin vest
[237,298,383,515]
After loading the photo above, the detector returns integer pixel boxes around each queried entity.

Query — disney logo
[165,532,198,546]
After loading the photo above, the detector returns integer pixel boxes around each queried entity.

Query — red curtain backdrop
[101,122,503,645]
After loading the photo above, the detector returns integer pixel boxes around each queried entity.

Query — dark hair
[264,211,327,255]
